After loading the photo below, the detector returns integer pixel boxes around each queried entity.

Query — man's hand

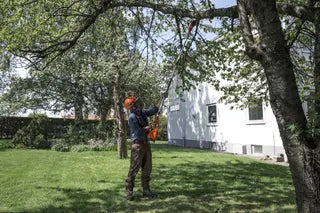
[145,126,151,132]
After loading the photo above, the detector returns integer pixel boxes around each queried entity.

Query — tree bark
[113,72,127,159]
[74,82,84,129]
[238,0,320,212]
[97,107,108,140]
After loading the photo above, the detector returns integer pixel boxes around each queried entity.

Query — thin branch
[129,8,166,55]
[288,21,306,48]
[175,15,183,49]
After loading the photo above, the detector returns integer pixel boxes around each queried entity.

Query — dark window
[208,105,217,123]
[249,102,263,120]
[252,145,263,154]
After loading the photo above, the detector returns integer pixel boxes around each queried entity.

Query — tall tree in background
[78,12,162,158]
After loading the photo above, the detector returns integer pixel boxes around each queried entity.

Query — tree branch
[237,0,264,60]
[113,0,238,20]
[276,3,316,23]
[11,0,319,63]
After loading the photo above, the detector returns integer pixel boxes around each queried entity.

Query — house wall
[168,80,286,157]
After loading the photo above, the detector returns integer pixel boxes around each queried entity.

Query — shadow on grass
[23,156,295,212]
[152,143,208,153]
[152,160,295,212]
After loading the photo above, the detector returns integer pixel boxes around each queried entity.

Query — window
[208,104,217,123]
[251,145,263,154]
[249,103,263,120]
[169,104,180,112]
[247,101,265,124]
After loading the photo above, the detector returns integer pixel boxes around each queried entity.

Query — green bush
[12,114,49,149]
[70,144,90,152]
[51,139,70,152]
[12,128,30,147]
[157,116,168,141]
[68,143,117,152]
[0,140,15,149]
[15,144,25,149]
[100,144,117,151]
[27,114,49,142]
[34,134,52,149]
[64,125,95,145]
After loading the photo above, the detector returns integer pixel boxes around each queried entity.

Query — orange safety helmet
[124,96,137,110]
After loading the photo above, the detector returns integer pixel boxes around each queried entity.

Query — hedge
[0,116,113,139]
[0,116,167,141]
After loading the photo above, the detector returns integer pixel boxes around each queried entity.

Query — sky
[213,0,236,8]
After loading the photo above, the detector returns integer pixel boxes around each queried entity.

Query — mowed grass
[0,141,296,213]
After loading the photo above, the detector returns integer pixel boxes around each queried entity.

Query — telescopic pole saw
[147,20,197,141]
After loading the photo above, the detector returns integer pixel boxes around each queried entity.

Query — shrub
[70,144,90,152]
[12,128,30,147]
[157,116,168,141]
[27,114,49,142]
[51,139,70,152]
[101,144,117,151]
[12,114,49,149]
[91,146,102,151]
[68,141,117,152]
[106,137,117,145]
[15,144,25,149]
[64,125,95,145]
[0,140,15,149]
[87,138,106,146]
[34,134,52,149]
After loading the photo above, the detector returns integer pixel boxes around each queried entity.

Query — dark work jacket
[128,106,158,142]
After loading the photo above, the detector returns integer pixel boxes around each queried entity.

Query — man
[123,96,159,201]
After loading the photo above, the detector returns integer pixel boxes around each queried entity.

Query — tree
[76,12,162,158]
[84,50,162,159]
[236,1,319,211]
[2,0,320,211]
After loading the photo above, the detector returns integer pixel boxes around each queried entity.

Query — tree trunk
[97,107,108,140]
[113,73,127,159]
[74,83,84,129]
[239,0,320,211]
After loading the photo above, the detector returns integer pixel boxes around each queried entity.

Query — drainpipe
[273,132,276,157]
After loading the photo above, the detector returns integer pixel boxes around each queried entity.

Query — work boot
[142,189,157,198]
[126,190,134,201]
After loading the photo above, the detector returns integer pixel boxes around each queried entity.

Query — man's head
[124,96,142,110]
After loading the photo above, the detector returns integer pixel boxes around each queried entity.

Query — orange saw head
[147,116,160,141]
[147,128,159,142]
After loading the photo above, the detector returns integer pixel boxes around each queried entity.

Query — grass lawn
[0,141,296,213]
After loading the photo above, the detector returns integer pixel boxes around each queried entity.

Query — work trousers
[126,141,152,191]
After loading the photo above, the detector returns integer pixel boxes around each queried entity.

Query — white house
[167,78,298,158]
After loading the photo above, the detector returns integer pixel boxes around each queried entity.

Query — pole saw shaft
[157,37,189,116]
[148,20,197,141]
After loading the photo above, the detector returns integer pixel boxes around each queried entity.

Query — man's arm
[142,106,159,117]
